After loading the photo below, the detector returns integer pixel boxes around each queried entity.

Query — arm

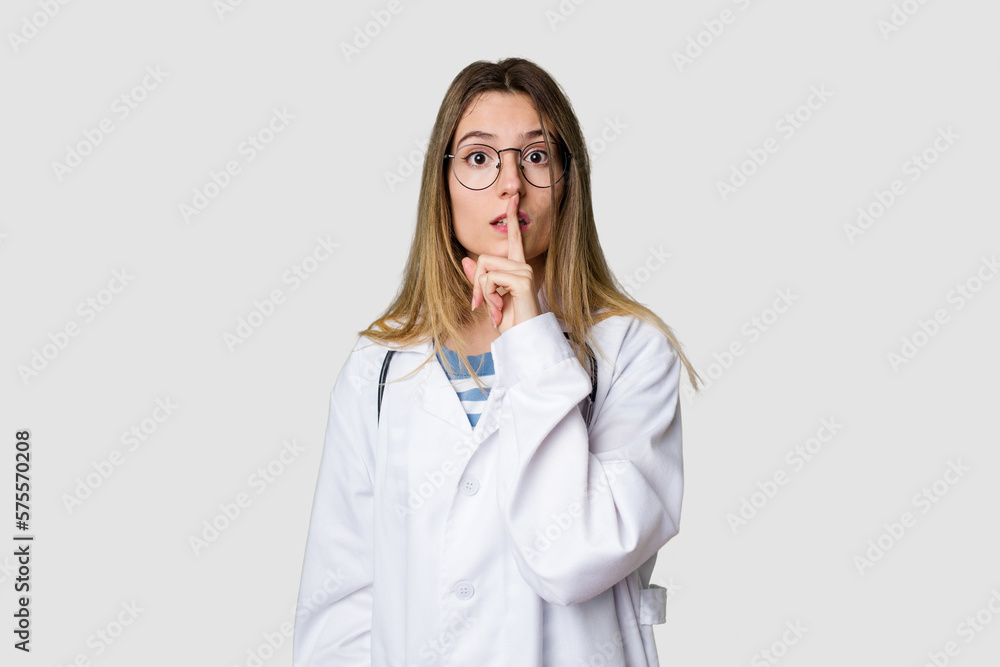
[293,352,375,666]
[492,312,683,606]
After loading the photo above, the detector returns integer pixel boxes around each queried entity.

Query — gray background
[2,0,998,665]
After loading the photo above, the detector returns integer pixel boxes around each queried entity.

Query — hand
[462,193,542,335]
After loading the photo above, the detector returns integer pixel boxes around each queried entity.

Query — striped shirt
[435,346,495,428]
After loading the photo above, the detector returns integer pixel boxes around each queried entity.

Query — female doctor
[293,57,702,666]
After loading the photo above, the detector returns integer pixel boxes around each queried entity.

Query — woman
[293,57,702,666]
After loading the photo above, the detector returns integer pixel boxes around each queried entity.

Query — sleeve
[491,312,683,606]
[293,350,376,666]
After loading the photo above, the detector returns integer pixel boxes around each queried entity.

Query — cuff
[491,312,583,390]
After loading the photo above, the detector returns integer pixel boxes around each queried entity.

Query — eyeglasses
[443,141,572,190]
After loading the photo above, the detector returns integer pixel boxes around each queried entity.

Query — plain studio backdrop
[1,1,998,665]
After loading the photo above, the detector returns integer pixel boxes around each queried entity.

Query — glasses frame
[443,139,573,191]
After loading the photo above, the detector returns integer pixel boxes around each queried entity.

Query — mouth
[490,211,529,229]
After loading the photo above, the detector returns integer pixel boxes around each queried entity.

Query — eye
[524,148,549,166]
[459,147,495,169]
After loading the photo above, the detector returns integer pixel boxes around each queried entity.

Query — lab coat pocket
[637,583,667,666]
[638,583,667,625]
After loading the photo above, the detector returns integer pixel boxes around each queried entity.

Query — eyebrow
[454,129,551,146]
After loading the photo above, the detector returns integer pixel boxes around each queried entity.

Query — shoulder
[329,334,393,400]
[589,312,679,371]
[339,329,435,386]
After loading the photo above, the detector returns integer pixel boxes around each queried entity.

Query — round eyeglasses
[444,141,572,190]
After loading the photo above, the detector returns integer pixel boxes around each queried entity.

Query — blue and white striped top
[435,346,495,428]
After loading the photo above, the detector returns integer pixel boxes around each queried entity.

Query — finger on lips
[506,193,524,262]
[468,194,524,324]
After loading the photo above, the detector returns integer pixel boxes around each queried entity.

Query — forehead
[453,91,556,145]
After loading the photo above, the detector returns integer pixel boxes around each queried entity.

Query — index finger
[506,193,524,263]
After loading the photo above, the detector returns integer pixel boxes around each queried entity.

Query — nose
[496,148,526,198]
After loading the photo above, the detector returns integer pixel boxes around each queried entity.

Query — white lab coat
[293,292,684,666]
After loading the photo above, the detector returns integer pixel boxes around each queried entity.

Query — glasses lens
[520,141,565,188]
[452,144,500,189]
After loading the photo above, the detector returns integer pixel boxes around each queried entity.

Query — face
[447,92,565,287]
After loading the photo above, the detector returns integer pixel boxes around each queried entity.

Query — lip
[490,211,530,226]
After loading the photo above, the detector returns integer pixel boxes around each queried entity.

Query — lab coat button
[459,476,479,496]
[454,581,475,600]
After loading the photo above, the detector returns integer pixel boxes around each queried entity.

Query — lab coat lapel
[414,348,477,436]
[390,337,479,437]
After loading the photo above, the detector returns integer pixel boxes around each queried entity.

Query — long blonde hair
[359,57,702,393]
